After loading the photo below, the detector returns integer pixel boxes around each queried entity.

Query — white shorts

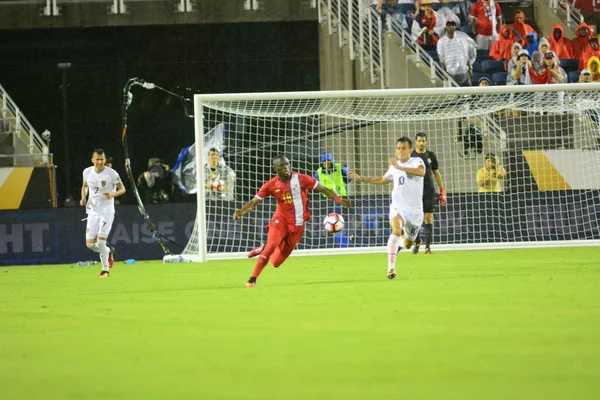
[86,213,115,240]
[389,206,424,242]
[476,34,498,51]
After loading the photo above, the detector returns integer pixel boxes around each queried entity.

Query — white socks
[387,234,403,271]
[97,240,110,272]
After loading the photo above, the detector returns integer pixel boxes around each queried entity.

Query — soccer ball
[323,213,345,234]
[211,179,224,193]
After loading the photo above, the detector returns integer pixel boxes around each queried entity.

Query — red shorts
[263,213,305,267]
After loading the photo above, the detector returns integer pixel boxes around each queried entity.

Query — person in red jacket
[579,37,600,70]
[571,22,594,59]
[547,24,573,59]
[490,25,520,61]
[470,0,503,50]
[510,10,536,46]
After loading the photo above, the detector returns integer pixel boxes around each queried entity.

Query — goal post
[178,83,600,262]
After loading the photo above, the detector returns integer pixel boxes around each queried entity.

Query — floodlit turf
[1,248,600,400]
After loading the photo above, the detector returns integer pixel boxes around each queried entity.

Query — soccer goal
[178,83,600,262]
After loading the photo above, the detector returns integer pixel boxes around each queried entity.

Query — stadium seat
[560,58,580,73]
[482,59,506,74]
[568,70,581,83]
[472,59,483,73]
[477,49,489,58]
[476,55,493,63]
[471,72,492,86]
[492,71,508,85]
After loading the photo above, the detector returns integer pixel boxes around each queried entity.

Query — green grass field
[1,247,600,400]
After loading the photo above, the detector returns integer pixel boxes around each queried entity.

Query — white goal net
[180,84,600,261]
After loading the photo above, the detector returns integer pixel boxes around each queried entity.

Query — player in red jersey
[233,155,351,287]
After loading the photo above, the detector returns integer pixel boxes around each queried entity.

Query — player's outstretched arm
[233,198,262,220]
[348,171,390,185]
[315,183,351,208]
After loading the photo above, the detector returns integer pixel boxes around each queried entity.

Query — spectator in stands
[469,0,502,50]
[532,37,551,72]
[490,25,520,62]
[506,42,523,72]
[377,0,416,27]
[547,24,573,59]
[443,0,471,26]
[415,0,463,22]
[478,76,492,86]
[588,56,600,82]
[507,49,533,85]
[437,19,477,86]
[204,147,236,201]
[510,10,536,47]
[579,37,600,71]
[376,0,411,31]
[476,153,506,193]
[434,2,461,27]
[412,0,443,48]
[571,22,594,59]
[313,152,351,198]
[533,51,567,84]
[579,68,593,83]
[523,32,538,58]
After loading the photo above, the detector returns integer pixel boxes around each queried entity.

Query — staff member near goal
[80,149,126,278]
[411,132,446,255]
[477,153,506,192]
[234,155,351,287]
[349,137,425,279]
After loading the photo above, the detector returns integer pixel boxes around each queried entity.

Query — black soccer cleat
[412,239,423,255]
[387,269,396,280]
[424,248,433,255]
[97,271,110,278]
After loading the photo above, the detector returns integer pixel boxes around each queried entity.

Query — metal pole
[58,62,73,205]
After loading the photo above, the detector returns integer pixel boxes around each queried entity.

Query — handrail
[0,83,48,156]
[319,0,458,89]
[319,0,385,88]
[548,0,585,27]
[392,20,460,88]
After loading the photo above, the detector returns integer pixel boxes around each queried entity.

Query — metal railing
[320,0,384,88]
[548,0,585,28]
[392,19,459,88]
[0,83,48,156]
[319,0,462,89]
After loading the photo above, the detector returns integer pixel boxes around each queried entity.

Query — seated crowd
[372,0,599,85]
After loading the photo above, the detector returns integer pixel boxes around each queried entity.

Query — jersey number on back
[398,176,405,185]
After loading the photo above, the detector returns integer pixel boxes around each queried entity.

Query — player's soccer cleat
[97,271,110,278]
[424,248,433,255]
[108,246,115,269]
[412,239,423,255]
[247,243,264,258]
[387,269,396,279]
[245,276,257,287]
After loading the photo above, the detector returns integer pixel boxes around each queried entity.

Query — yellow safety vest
[317,164,347,197]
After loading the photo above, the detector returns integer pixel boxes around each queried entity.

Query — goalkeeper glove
[438,188,447,206]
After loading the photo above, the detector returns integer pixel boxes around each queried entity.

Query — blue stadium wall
[1,191,599,266]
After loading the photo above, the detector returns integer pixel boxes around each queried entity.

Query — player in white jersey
[349,137,425,279]
[80,149,126,278]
